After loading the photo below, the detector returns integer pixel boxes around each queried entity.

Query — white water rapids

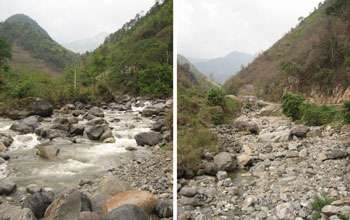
[0,102,155,189]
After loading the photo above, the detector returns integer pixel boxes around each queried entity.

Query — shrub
[138,63,172,98]
[281,93,305,121]
[199,106,225,125]
[341,101,350,124]
[224,97,240,118]
[311,192,338,220]
[178,126,218,170]
[301,103,335,126]
[206,88,225,107]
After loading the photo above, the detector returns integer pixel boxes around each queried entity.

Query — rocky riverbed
[178,102,350,220]
[0,97,173,220]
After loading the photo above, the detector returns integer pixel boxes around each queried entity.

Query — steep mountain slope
[224,0,350,104]
[63,32,109,53]
[193,51,254,84]
[0,14,79,76]
[80,0,173,97]
[178,54,219,89]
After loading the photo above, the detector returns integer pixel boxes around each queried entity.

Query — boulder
[79,211,100,220]
[327,149,349,160]
[204,162,219,176]
[44,187,81,220]
[213,152,236,171]
[155,199,173,218]
[0,182,16,195]
[86,118,107,126]
[276,202,295,220]
[102,190,155,216]
[322,205,350,216]
[134,132,163,146]
[0,142,7,153]
[216,171,228,181]
[88,107,104,118]
[80,192,92,212]
[102,204,149,220]
[53,118,68,125]
[292,125,310,138]
[98,176,131,196]
[22,192,52,219]
[91,194,111,216]
[237,154,253,168]
[141,107,160,117]
[234,120,259,134]
[70,124,85,135]
[258,130,293,143]
[0,203,21,220]
[151,121,164,132]
[26,184,42,194]
[179,187,197,197]
[10,208,37,220]
[27,99,53,117]
[100,130,113,142]
[85,126,106,140]
[0,134,13,147]
[36,144,59,160]
[10,116,41,133]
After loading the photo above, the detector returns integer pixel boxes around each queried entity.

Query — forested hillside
[0,14,79,76]
[224,0,350,104]
[74,0,173,98]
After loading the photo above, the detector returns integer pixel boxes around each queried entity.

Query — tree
[0,38,11,66]
[206,88,225,107]
[281,92,305,121]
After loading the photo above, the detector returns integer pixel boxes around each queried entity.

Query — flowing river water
[0,102,155,194]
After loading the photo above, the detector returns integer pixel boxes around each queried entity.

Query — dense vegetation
[0,14,79,71]
[311,193,339,220]
[77,0,173,98]
[224,0,350,103]
[281,92,337,126]
[178,58,240,171]
[0,0,173,106]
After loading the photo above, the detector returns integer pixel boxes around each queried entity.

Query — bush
[224,97,241,119]
[341,100,350,124]
[206,88,225,107]
[199,106,225,125]
[311,192,338,220]
[281,93,305,121]
[178,126,218,170]
[138,63,172,98]
[301,104,335,126]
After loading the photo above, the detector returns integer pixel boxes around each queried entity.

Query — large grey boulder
[84,126,106,140]
[88,107,104,118]
[276,202,295,220]
[27,99,53,117]
[36,144,59,160]
[22,192,52,219]
[79,211,100,220]
[258,130,293,143]
[10,116,41,133]
[134,132,163,146]
[70,124,85,135]
[141,107,161,117]
[10,208,37,220]
[0,203,21,220]
[90,194,111,216]
[322,205,350,216]
[80,192,92,212]
[213,152,237,171]
[234,120,259,134]
[102,204,149,220]
[292,125,310,138]
[44,187,81,220]
[0,182,16,195]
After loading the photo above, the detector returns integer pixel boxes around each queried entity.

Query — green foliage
[84,0,173,98]
[0,21,78,70]
[345,56,350,71]
[301,103,335,126]
[0,38,11,66]
[326,0,350,17]
[281,93,305,121]
[206,88,225,107]
[311,192,338,220]
[199,105,225,125]
[341,100,350,124]
[138,63,172,97]
[178,126,218,170]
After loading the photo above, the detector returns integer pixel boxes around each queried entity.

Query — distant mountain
[178,54,219,90]
[0,14,79,76]
[186,56,208,64]
[224,0,350,104]
[63,32,109,53]
[192,51,254,84]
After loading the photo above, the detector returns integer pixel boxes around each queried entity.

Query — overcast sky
[0,0,155,44]
[178,0,323,59]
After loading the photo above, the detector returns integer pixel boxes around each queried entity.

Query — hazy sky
[178,0,323,59]
[0,0,155,44]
